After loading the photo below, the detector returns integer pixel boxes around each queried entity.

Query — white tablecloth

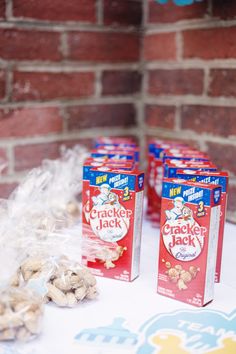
[1,220,236,354]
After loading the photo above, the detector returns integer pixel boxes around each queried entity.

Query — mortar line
[0,127,140,148]
[5,0,12,20]
[94,69,102,98]
[0,20,140,33]
[97,0,103,26]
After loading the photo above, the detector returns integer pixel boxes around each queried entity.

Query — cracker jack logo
[74,309,236,354]
[88,184,132,242]
[162,197,205,261]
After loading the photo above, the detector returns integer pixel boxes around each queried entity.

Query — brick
[206,142,236,176]
[14,142,62,171]
[148,0,208,23]
[148,69,204,95]
[212,0,236,20]
[183,27,236,59]
[103,0,142,27]
[145,105,175,129]
[67,104,136,130]
[102,70,141,95]
[144,33,176,61]
[0,107,63,138]
[63,138,94,150]
[0,29,61,61]
[228,184,236,213]
[0,183,18,198]
[68,32,140,62]
[209,69,236,97]
[0,1,5,19]
[181,105,236,138]
[14,139,96,171]
[12,71,95,101]
[13,0,96,22]
[0,70,6,99]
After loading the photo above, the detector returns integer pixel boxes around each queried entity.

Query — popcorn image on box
[82,167,145,282]
[157,178,222,307]
[176,170,228,283]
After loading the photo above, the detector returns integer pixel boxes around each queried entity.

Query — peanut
[47,283,68,307]
[83,273,96,287]
[0,328,16,341]
[24,311,41,334]
[21,258,44,273]
[53,277,71,292]
[0,288,43,342]
[16,327,32,341]
[66,293,77,308]
[75,287,87,301]
[86,286,97,300]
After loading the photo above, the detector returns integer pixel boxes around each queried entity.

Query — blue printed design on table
[155,0,204,6]
[75,317,138,348]
[137,309,236,353]
[0,345,36,354]
[74,309,236,353]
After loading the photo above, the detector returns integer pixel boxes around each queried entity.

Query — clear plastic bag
[16,223,98,308]
[0,203,44,342]
[40,145,88,225]
[9,145,88,230]
[0,287,43,342]
[1,144,96,313]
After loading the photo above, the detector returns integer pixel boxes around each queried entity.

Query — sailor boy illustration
[108,192,120,206]
[165,197,184,221]
[92,184,111,206]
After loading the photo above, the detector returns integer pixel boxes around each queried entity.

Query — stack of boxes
[147,139,228,306]
[81,137,228,307]
[82,137,145,282]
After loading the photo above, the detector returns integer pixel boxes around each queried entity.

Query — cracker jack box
[147,141,188,221]
[94,144,140,162]
[175,170,229,283]
[166,159,213,167]
[162,150,209,163]
[91,149,135,161]
[95,137,137,148]
[82,167,145,281]
[157,178,222,307]
[82,159,135,225]
[164,160,217,178]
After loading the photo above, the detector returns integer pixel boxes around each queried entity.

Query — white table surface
[1,220,236,354]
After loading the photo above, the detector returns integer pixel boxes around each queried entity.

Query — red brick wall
[0,0,142,197]
[1,0,236,223]
[143,0,236,223]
